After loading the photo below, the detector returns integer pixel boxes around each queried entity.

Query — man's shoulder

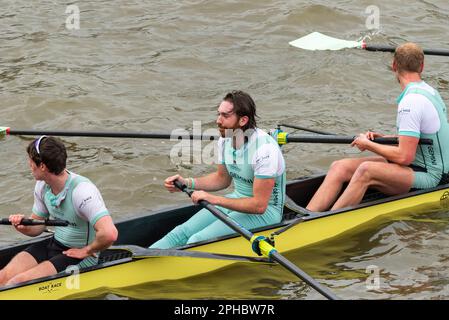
[69,171,87,181]
[34,180,47,194]
[399,92,434,109]
[405,82,437,97]
[251,130,285,161]
[69,171,95,187]
[249,128,277,145]
[70,173,101,199]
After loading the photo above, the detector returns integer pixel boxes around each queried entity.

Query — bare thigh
[0,251,38,284]
[358,161,414,195]
[7,261,57,286]
[336,156,387,175]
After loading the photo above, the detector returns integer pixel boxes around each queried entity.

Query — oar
[289,32,449,56]
[173,180,340,300]
[0,218,69,226]
[1,126,432,145]
[0,127,217,140]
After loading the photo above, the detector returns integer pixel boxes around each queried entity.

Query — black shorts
[24,237,83,273]
[440,173,449,185]
[409,164,427,173]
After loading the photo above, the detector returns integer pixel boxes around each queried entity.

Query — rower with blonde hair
[307,42,449,212]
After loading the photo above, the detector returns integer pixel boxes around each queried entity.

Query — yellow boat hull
[0,176,448,299]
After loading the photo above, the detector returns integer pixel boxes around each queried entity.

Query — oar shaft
[8,129,218,140]
[279,123,335,135]
[201,201,253,241]
[286,134,432,145]
[175,183,254,240]
[270,251,339,300]
[365,44,449,57]
[0,218,69,226]
[174,180,339,300]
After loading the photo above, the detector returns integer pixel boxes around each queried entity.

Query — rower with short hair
[0,136,118,286]
[306,42,449,212]
[151,90,286,248]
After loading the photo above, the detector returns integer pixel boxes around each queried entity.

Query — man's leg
[331,161,414,210]
[306,156,386,212]
[0,252,38,286]
[149,207,219,249]
[186,210,264,244]
[6,260,57,286]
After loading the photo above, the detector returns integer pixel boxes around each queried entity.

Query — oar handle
[0,218,69,226]
[174,180,192,195]
[364,44,449,57]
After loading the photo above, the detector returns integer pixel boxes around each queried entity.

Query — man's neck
[398,72,422,90]
[232,128,254,149]
[45,170,69,195]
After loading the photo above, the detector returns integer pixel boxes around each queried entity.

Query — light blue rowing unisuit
[150,128,286,249]
[396,81,449,188]
[32,171,110,268]
[219,128,286,215]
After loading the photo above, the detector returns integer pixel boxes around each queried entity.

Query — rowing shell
[0,174,448,299]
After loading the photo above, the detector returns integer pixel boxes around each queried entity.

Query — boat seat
[282,195,311,220]
[360,188,389,203]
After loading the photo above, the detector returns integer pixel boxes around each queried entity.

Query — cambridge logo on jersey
[398,107,411,115]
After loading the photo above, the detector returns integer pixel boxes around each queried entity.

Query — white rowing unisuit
[32,171,110,268]
[396,81,449,188]
[397,82,440,135]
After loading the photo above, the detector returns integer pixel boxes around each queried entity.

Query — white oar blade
[289,32,362,51]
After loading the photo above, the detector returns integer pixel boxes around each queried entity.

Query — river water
[1,0,449,300]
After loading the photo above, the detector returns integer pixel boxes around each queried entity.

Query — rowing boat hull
[0,175,448,299]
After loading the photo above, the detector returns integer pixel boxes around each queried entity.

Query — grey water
[1,0,449,299]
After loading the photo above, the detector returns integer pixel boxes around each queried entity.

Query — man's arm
[63,182,118,259]
[63,216,118,259]
[191,177,275,214]
[366,131,398,139]
[83,216,118,256]
[9,213,46,237]
[165,164,232,193]
[191,164,232,191]
[353,134,419,165]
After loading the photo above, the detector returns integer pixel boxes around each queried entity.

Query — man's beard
[218,126,240,138]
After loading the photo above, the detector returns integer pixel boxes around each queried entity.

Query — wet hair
[27,136,67,175]
[223,90,258,131]
[394,42,424,74]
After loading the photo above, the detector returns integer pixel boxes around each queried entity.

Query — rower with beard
[150,90,286,248]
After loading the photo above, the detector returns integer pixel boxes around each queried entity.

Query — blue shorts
[410,164,447,189]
